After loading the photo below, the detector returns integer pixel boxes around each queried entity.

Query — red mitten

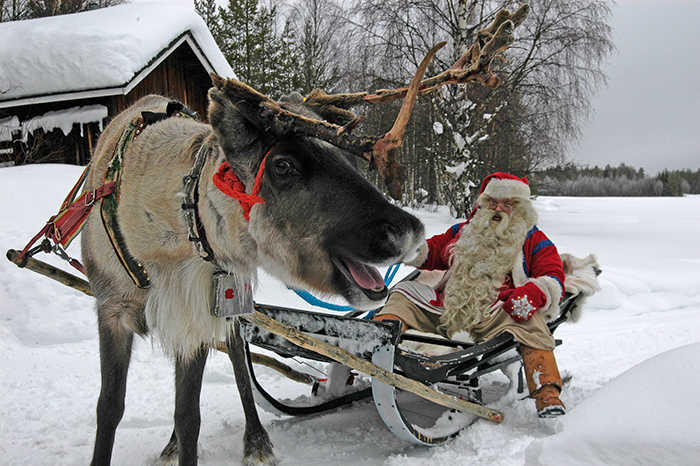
[498,282,546,322]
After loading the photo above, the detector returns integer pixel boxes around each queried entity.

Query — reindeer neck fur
[139,132,261,359]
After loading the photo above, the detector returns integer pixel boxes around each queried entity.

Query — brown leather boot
[520,345,566,418]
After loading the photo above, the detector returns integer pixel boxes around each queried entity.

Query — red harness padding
[15,173,116,274]
[213,153,269,221]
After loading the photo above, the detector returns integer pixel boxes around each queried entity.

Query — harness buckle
[85,189,97,206]
[52,244,71,262]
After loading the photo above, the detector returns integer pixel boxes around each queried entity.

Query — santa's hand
[498,282,546,322]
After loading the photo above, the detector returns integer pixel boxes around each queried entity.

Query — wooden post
[216,341,316,385]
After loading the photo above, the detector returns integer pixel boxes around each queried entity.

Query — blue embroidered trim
[451,223,461,238]
[526,225,538,239]
[522,227,538,276]
[533,239,554,256]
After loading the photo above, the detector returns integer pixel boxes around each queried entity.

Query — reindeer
[80,7,526,466]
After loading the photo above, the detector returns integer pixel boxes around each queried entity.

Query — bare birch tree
[287,0,352,94]
[348,0,614,214]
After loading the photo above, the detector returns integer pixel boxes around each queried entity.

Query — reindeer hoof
[243,455,277,466]
[154,436,178,466]
[243,449,277,466]
[243,430,277,466]
[153,453,178,466]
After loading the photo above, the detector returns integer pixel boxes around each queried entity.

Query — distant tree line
[533,163,700,197]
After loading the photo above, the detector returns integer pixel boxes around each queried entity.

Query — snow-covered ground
[1,164,699,466]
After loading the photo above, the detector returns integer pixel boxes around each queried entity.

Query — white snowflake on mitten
[509,295,536,321]
[499,282,546,322]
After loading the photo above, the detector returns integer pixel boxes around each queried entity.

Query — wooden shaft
[242,310,504,423]
[6,249,93,296]
[216,342,316,385]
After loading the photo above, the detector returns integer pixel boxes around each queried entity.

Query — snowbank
[527,342,700,466]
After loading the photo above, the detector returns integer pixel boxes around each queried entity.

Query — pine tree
[218,0,258,85]
[209,0,303,97]
[194,0,219,33]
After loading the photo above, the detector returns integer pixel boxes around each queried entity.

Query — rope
[291,289,354,312]
[291,263,402,313]
[213,150,270,221]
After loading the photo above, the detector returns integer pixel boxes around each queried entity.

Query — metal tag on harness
[211,270,254,319]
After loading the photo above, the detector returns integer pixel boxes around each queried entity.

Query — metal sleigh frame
[240,276,582,446]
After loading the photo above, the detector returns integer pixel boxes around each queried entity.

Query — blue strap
[384,263,401,286]
[291,289,354,311]
[291,263,402,313]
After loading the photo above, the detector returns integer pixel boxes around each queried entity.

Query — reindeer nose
[371,221,402,257]
[367,214,423,261]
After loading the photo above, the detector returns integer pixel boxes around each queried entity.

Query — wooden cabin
[0,3,234,166]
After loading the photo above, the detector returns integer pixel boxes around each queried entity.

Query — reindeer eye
[273,160,294,176]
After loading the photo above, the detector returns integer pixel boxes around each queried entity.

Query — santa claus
[374,172,567,418]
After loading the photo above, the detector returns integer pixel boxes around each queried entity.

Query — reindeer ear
[208,87,227,108]
[208,78,277,149]
[210,73,225,90]
[208,83,267,182]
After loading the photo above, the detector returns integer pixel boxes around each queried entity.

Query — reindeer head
[206,78,426,308]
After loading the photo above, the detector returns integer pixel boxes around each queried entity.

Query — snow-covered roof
[0,3,235,108]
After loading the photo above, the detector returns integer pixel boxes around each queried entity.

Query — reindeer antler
[212,5,528,199]
[212,77,381,155]
[211,43,441,200]
[303,4,529,113]
[369,41,446,199]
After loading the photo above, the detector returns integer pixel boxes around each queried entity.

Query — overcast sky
[138,0,699,175]
[573,0,700,175]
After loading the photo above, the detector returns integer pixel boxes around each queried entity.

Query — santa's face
[486,197,516,221]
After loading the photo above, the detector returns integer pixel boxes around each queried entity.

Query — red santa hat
[479,172,531,200]
[464,172,531,223]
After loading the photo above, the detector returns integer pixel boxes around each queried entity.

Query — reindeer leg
[226,321,277,466]
[90,308,136,466]
[168,346,209,466]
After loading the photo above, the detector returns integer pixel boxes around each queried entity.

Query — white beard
[440,201,536,338]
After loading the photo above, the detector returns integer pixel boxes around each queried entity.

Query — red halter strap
[212,149,271,221]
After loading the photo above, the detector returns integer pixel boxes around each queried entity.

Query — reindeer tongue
[344,258,385,290]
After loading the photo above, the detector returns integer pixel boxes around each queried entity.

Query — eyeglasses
[486,199,516,211]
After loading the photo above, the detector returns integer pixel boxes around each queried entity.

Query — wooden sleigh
[9,244,599,445]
